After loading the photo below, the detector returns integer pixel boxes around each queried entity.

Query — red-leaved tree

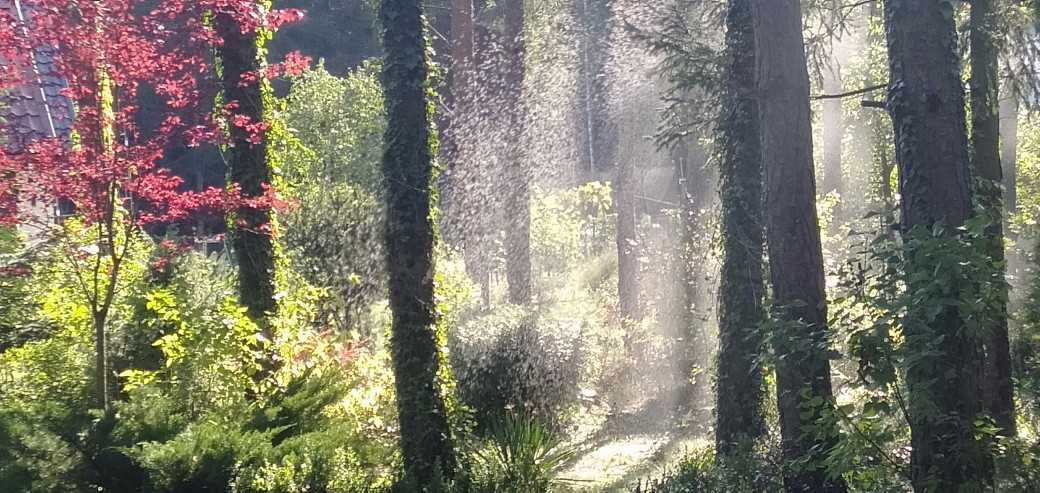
[0,0,307,410]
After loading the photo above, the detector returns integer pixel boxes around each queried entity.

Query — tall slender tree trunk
[575,0,615,180]
[970,0,1015,438]
[715,0,765,458]
[433,0,460,248]
[503,0,531,305]
[751,1,847,490]
[216,14,277,326]
[821,62,843,195]
[615,156,640,321]
[999,85,1019,214]
[465,0,495,309]
[379,0,457,483]
[93,309,109,410]
[885,0,993,489]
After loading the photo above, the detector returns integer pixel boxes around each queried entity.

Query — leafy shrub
[628,446,783,493]
[279,61,387,335]
[467,415,577,493]
[449,307,585,431]
[282,184,384,335]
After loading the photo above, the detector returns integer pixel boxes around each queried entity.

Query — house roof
[0,0,74,152]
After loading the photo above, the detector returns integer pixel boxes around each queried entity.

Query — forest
[1,0,1040,491]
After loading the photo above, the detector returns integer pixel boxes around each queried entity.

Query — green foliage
[279,61,387,334]
[467,415,577,493]
[0,236,399,492]
[827,212,1018,491]
[629,446,783,493]
[0,229,48,351]
[529,182,614,280]
[1010,116,1040,232]
[282,60,385,194]
[449,306,586,431]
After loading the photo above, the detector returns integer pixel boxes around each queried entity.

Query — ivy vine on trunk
[379,0,457,484]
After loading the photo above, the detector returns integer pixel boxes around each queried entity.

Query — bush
[279,61,388,335]
[467,414,576,493]
[629,446,783,493]
[449,307,585,431]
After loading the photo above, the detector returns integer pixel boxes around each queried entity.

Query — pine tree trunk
[751,1,847,490]
[970,0,1015,438]
[216,14,277,326]
[885,0,994,488]
[379,0,457,483]
[715,0,766,458]
[615,156,640,321]
[821,62,843,195]
[575,0,615,180]
[503,0,531,305]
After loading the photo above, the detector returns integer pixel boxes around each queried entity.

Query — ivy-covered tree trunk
[503,0,532,305]
[885,0,994,489]
[751,1,847,490]
[615,156,640,321]
[715,0,765,458]
[379,0,457,484]
[216,13,277,326]
[970,0,1015,438]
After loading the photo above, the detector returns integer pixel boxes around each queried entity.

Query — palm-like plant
[471,414,577,492]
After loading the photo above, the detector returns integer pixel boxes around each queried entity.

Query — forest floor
[557,393,712,491]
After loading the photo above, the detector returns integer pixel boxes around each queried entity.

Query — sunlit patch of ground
[557,432,711,492]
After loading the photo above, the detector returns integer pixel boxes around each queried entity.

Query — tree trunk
[999,85,1019,214]
[503,0,531,305]
[615,156,640,321]
[216,14,277,326]
[751,1,847,490]
[885,0,993,488]
[93,310,109,411]
[379,0,457,483]
[464,0,496,310]
[821,62,843,195]
[715,0,766,458]
[433,0,461,249]
[575,0,615,180]
[970,0,1015,438]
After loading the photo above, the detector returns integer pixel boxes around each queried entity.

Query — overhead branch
[812,83,887,100]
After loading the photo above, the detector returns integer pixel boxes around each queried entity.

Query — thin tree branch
[813,83,887,100]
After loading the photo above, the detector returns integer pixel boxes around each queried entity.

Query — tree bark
[715,0,766,458]
[885,0,993,488]
[503,0,531,305]
[970,0,1015,438]
[93,310,109,411]
[216,14,277,326]
[379,0,457,483]
[615,156,640,321]
[751,1,847,490]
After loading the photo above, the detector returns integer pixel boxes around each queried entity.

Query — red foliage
[0,0,303,230]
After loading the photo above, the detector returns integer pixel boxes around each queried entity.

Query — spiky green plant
[470,415,577,493]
